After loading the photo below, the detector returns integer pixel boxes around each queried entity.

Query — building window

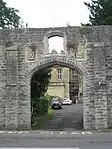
[72,69,75,75]
[57,69,62,80]
[71,70,79,80]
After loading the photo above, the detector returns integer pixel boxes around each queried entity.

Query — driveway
[39,103,83,131]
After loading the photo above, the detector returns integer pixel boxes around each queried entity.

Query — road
[39,103,83,131]
[0,131,112,148]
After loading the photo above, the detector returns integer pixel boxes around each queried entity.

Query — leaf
[83,0,112,25]
[0,0,21,29]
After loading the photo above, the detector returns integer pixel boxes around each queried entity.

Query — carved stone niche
[27,43,36,61]
[77,44,85,59]
[5,41,13,48]
[66,42,78,58]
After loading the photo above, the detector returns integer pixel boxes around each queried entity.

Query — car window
[52,99,58,102]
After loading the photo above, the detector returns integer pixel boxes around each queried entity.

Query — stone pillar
[18,79,31,130]
[0,45,6,129]
[18,47,31,130]
[94,44,108,129]
[5,46,19,130]
[105,43,112,128]
[83,43,95,130]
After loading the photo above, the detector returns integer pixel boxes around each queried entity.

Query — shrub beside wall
[31,95,52,124]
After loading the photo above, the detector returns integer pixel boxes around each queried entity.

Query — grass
[32,107,54,130]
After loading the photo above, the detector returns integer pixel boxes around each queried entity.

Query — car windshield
[52,98,59,102]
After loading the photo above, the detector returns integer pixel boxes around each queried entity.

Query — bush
[45,94,54,105]
[31,95,51,124]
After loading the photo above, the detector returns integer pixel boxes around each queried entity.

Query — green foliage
[84,0,112,25]
[31,68,52,124]
[45,94,53,104]
[0,0,21,29]
[32,97,49,116]
[31,95,52,124]
[32,107,54,130]
[31,68,52,98]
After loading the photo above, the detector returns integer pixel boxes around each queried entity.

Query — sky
[6,0,91,52]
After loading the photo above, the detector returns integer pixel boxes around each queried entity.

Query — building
[69,69,83,103]
[47,66,83,102]
[46,65,70,99]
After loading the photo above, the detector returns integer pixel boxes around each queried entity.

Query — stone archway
[17,55,94,130]
[0,26,111,130]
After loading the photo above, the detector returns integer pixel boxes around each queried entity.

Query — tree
[31,68,52,99]
[0,0,21,29]
[84,0,112,25]
[31,68,52,122]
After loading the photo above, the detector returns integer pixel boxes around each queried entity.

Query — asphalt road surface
[39,103,83,131]
[0,131,112,148]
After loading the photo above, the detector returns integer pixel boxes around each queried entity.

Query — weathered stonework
[0,26,112,130]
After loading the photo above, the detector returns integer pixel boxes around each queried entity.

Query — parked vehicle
[62,98,72,105]
[51,98,62,109]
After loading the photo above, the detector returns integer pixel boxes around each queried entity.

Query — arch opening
[30,61,84,131]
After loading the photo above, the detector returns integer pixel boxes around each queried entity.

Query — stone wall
[0,26,112,130]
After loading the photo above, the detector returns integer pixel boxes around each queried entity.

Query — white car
[62,98,72,105]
